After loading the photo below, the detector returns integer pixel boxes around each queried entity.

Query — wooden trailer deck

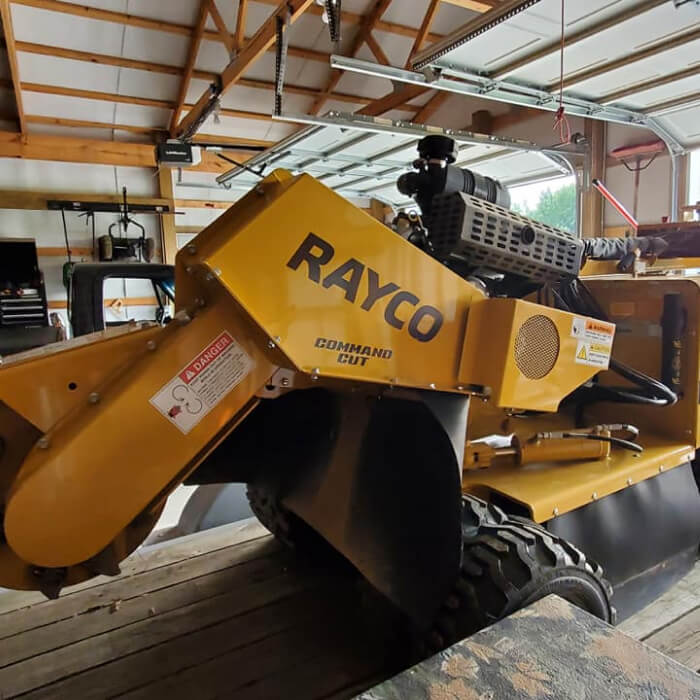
[1,519,700,699]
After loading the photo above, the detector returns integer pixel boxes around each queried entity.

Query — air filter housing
[428,192,583,283]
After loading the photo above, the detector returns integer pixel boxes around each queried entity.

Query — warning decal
[575,340,611,368]
[571,317,615,345]
[150,331,254,434]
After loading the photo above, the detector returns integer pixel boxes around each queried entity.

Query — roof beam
[170,0,210,134]
[12,0,445,53]
[405,0,441,68]
[413,90,451,124]
[13,42,378,106]
[0,130,255,172]
[253,0,445,43]
[439,0,497,13]
[357,84,428,117]
[234,0,249,51]
[600,65,700,105]
[490,0,667,80]
[311,0,393,116]
[551,26,700,93]
[0,0,25,132]
[176,0,314,138]
[208,0,235,55]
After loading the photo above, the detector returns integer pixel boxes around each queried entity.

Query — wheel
[98,235,113,261]
[429,496,614,650]
[246,484,339,560]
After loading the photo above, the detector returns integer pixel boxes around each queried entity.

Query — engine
[397,135,584,286]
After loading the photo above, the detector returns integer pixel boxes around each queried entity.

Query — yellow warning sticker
[575,340,611,368]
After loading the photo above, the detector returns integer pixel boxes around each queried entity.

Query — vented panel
[428,192,584,283]
[514,315,560,379]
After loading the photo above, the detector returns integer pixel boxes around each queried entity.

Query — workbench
[1,518,700,699]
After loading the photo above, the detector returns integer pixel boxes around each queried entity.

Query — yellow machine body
[0,170,698,622]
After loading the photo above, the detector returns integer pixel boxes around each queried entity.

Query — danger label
[575,340,611,368]
[571,317,615,345]
[150,331,254,434]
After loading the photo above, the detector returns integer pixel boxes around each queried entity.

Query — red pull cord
[553,0,571,144]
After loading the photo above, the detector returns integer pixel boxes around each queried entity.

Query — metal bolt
[312,368,320,374]
[311,375,319,382]
[186,244,197,255]
[457,385,465,391]
[175,310,192,325]
[205,272,215,281]
[195,298,206,308]
[627,477,633,486]
[255,184,265,195]
[591,492,598,500]
[268,340,276,349]
[659,465,665,472]
[146,340,157,351]
[185,266,194,275]
[429,383,436,389]
[552,507,559,516]
[88,392,100,404]
[273,336,280,344]
[37,436,50,449]
[213,268,222,277]
[281,377,289,387]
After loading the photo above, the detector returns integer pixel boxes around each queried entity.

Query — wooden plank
[644,606,700,671]
[37,246,92,256]
[47,297,159,309]
[369,595,700,698]
[11,580,325,699]
[0,187,169,210]
[0,131,252,172]
[581,119,605,237]
[25,114,159,135]
[620,564,700,640]
[174,198,231,209]
[116,595,351,700]
[0,519,270,619]
[442,0,498,10]
[0,541,285,669]
[0,0,26,132]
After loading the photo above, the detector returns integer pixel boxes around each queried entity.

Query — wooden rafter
[175,0,314,139]
[234,0,249,51]
[170,0,210,135]
[12,43,386,107]
[405,0,441,68]
[442,0,500,10]
[404,0,444,123]
[413,90,450,124]
[0,0,25,132]
[208,0,235,54]
[311,0,393,116]
[357,84,427,117]
[10,0,445,58]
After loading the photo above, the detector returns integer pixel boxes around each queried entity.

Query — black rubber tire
[429,496,615,650]
[246,484,337,559]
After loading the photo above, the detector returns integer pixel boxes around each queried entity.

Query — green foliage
[512,183,576,233]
